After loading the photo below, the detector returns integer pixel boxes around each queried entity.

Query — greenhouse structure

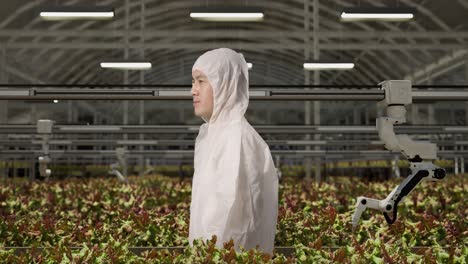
[0,0,466,262]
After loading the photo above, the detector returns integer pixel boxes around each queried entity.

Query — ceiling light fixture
[304,62,355,70]
[40,6,114,20]
[190,7,264,22]
[340,8,414,22]
[100,62,152,70]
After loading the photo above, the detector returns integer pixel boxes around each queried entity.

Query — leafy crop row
[0,174,466,263]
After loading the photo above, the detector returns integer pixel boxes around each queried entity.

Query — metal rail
[1,139,467,146]
[0,125,467,134]
[1,150,467,158]
[1,88,468,101]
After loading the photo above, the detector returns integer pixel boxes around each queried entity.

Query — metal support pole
[13,159,17,177]
[0,44,7,124]
[353,108,361,124]
[26,48,38,173]
[93,111,99,168]
[450,108,456,125]
[30,156,35,181]
[67,100,73,168]
[377,103,384,118]
[392,155,401,178]
[428,104,435,125]
[304,0,312,182]
[411,104,418,125]
[364,110,370,125]
[465,55,468,126]
[122,0,130,176]
[0,44,6,179]
[30,105,37,124]
[123,0,130,141]
[427,77,436,125]
[25,59,38,180]
[461,156,465,174]
[267,109,272,124]
[458,156,465,174]
[313,0,321,182]
[138,0,145,177]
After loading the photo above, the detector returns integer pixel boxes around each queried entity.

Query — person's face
[191,70,214,120]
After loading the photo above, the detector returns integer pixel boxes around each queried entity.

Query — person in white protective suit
[189,48,279,254]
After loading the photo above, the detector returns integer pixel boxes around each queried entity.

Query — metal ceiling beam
[62,49,305,85]
[2,2,464,60]
[3,42,465,51]
[458,0,468,10]
[6,1,308,71]
[0,0,39,28]
[5,0,461,85]
[4,0,319,73]
[0,53,116,123]
[401,0,451,32]
[1,29,468,39]
[1,1,466,87]
[22,0,436,84]
[3,64,38,83]
[328,0,428,84]
[43,10,428,84]
[405,50,468,82]
[3,0,465,42]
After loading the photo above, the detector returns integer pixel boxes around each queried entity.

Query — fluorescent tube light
[249,90,268,97]
[190,7,264,22]
[40,6,114,20]
[40,11,114,20]
[304,62,355,70]
[0,90,29,96]
[190,13,264,21]
[60,126,122,131]
[340,8,414,21]
[100,62,152,70]
[158,91,191,96]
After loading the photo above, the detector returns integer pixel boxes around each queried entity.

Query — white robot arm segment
[37,120,54,179]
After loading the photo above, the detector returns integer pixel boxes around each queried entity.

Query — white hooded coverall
[188,48,279,254]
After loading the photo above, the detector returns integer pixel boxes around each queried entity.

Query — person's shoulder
[211,119,242,141]
[220,119,243,132]
[241,120,256,137]
[241,118,268,148]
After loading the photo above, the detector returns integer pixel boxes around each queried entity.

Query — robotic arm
[143,158,155,175]
[37,120,53,180]
[352,80,446,228]
[109,147,128,183]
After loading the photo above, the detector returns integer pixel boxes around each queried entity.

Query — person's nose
[191,84,199,97]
